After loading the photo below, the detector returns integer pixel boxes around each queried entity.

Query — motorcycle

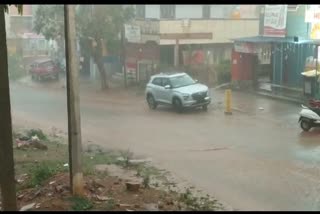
[299,104,320,131]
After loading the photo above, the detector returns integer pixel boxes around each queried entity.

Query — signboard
[305,5,320,23]
[124,24,141,43]
[305,5,320,39]
[263,5,287,37]
[310,23,320,39]
[234,42,257,54]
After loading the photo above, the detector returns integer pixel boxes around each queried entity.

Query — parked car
[145,72,211,112]
[29,59,60,81]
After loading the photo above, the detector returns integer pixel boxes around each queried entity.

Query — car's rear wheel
[173,98,183,113]
[147,94,157,110]
[300,120,312,132]
[202,104,208,111]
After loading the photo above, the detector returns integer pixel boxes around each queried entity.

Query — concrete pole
[259,5,265,36]
[121,26,127,88]
[64,5,84,196]
[174,39,179,67]
[0,5,17,211]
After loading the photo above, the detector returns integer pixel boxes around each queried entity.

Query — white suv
[145,72,211,112]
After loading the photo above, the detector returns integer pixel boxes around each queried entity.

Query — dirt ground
[5,128,222,211]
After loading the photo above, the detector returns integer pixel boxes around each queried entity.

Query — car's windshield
[170,74,196,88]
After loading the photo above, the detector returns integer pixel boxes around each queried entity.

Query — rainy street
[9,81,320,211]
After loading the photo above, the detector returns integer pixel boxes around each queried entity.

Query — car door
[151,77,163,102]
[159,77,172,104]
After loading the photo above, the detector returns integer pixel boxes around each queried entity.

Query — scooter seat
[309,107,320,116]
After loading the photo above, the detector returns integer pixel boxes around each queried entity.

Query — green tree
[34,5,135,90]
[33,5,65,61]
[76,5,134,89]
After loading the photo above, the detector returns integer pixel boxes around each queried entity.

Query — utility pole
[259,5,265,36]
[121,25,127,88]
[64,5,84,196]
[0,5,17,211]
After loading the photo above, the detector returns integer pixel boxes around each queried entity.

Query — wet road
[9,82,320,211]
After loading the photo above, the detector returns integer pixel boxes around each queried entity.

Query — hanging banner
[263,5,287,37]
[124,24,141,43]
[305,5,320,23]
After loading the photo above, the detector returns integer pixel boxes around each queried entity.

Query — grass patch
[179,187,221,211]
[119,149,133,168]
[105,198,116,210]
[24,161,67,188]
[70,196,93,211]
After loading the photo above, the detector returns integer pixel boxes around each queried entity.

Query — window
[202,5,210,18]
[136,5,145,19]
[152,77,162,86]
[162,78,171,87]
[160,5,175,19]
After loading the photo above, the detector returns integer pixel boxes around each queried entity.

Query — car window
[152,78,162,86]
[162,78,170,87]
[170,74,196,88]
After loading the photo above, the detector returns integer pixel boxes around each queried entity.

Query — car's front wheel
[147,94,157,110]
[173,97,183,113]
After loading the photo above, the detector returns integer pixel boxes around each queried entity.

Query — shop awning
[231,36,320,45]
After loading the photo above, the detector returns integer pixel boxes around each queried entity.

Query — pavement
[8,78,320,211]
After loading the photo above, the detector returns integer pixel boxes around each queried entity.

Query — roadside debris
[125,182,141,192]
[15,134,48,151]
[14,128,51,151]
[20,203,36,211]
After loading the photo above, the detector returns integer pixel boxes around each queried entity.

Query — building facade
[5,5,50,59]
[133,5,260,70]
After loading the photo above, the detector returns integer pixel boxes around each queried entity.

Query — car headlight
[182,93,190,100]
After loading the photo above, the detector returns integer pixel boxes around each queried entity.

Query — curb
[254,91,302,104]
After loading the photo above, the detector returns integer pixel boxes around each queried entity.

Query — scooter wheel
[300,120,312,132]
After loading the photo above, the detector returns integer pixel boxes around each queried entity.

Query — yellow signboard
[311,23,320,39]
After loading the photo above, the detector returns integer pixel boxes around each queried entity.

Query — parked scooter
[299,104,320,131]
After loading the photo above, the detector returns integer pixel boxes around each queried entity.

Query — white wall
[160,19,259,45]
[175,5,203,19]
[145,5,160,19]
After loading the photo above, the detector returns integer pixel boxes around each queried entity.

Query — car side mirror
[164,85,171,89]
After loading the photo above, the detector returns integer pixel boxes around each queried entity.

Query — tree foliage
[76,5,134,54]
[33,5,135,90]
[33,5,64,40]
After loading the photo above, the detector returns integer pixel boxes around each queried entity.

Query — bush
[27,162,58,187]
[215,60,231,84]
[8,53,25,80]
[26,129,48,141]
